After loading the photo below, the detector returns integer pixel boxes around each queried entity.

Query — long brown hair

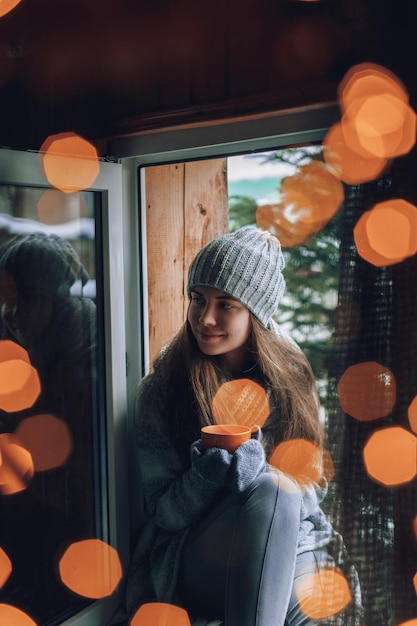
[155,314,324,458]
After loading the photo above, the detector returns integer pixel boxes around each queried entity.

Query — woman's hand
[190,438,267,493]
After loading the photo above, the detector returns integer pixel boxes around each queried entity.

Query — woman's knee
[242,471,302,525]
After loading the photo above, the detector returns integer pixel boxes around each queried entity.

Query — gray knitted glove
[190,438,267,493]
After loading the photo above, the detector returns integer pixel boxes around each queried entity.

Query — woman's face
[187,285,252,373]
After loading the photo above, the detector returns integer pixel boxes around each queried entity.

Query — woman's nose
[199,304,216,326]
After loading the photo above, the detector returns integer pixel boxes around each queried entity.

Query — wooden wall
[0,0,414,152]
[144,158,229,365]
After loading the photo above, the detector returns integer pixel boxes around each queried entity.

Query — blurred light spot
[342,94,416,160]
[354,200,417,266]
[0,433,34,495]
[322,447,335,485]
[398,621,417,626]
[256,203,314,248]
[131,602,191,626]
[297,567,351,619]
[59,539,122,599]
[0,340,30,364]
[40,132,100,193]
[363,426,417,487]
[414,573,417,595]
[338,63,416,160]
[269,439,325,488]
[407,396,417,435]
[337,362,396,421]
[0,359,41,412]
[16,414,73,471]
[212,379,269,428]
[0,547,12,588]
[281,161,344,226]
[37,189,89,224]
[270,468,302,494]
[275,15,341,82]
[367,207,410,258]
[339,62,409,113]
[0,604,37,625]
[256,161,343,248]
[323,122,388,184]
[0,0,22,18]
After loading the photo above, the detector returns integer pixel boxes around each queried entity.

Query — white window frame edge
[112,101,340,163]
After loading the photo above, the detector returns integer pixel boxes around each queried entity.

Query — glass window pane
[0,184,104,624]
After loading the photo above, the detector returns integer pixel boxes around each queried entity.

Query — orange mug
[201,424,252,453]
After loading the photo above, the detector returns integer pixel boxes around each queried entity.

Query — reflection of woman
[0,232,96,427]
[0,232,97,622]
[127,227,362,625]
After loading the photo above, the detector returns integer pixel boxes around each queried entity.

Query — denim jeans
[178,473,325,626]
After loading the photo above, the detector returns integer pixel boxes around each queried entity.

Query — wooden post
[145,158,228,366]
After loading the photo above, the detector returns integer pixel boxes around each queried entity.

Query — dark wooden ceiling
[0,0,415,153]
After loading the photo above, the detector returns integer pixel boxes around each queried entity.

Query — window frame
[116,101,339,376]
[0,147,129,626]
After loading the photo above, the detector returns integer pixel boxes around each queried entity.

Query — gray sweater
[126,354,361,623]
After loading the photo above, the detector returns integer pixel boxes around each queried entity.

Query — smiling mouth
[199,332,223,340]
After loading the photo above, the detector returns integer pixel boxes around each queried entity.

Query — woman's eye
[220,302,233,310]
[191,296,204,305]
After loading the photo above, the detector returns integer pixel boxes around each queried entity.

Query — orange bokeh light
[269,439,325,488]
[414,573,417,595]
[338,63,416,161]
[322,447,335,485]
[16,414,73,471]
[297,567,351,620]
[323,122,388,184]
[366,207,410,258]
[338,62,409,113]
[256,202,316,248]
[354,199,417,266]
[0,547,12,588]
[0,604,37,626]
[59,539,122,599]
[212,379,270,428]
[0,359,41,412]
[407,396,417,435]
[131,602,191,626]
[0,340,30,365]
[341,94,416,160]
[280,160,344,226]
[37,188,89,224]
[363,426,417,487]
[337,361,396,421]
[0,0,22,18]
[256,161,343,248]
[0,433,34,495]
[398,621,417,626]
[40,132,100,193]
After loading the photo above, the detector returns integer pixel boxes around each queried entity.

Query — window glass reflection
[0,184,101,624]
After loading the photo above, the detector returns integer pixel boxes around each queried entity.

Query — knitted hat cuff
[187,226,285,327]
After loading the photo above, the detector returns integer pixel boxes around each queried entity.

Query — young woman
[126,227,362,626]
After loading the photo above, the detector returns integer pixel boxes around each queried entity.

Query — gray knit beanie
[0,232,89,298]
[187,226,285,327]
